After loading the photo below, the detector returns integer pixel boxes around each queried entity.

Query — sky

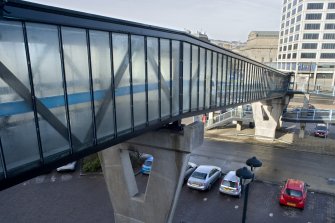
[29,0,283,42]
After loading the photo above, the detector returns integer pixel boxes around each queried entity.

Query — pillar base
[99,122,204,223]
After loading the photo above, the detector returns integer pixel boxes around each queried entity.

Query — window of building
[305,13,322,20]
[288,3,292,9]
[320,53,335,58]
[292,63,296,70]
[280,31,284,36]
[324,33,335,39]
[288,45,292,50]
[293,0,297,6]
[293,43,298,49]
[326,13,335,19]
[328,3,335,9]
[304,23,321,29]
[303,33,319,39]
[298,4,303,12]
[322,43,335,49]
[292,8,296,16]
[280,38,283,44]
[302,43,318,49]
[293,53,297,58]
[325,23,335,29]
[282,15,286,21]
[289,35,293,42]
[295,24,300,31]
[281,23,285,29]
[290,27,294,33]
[295,34,299,40]
[285,29,289,34]
[296,15,302,22]
[286,20,290,26]
[278,54,281,59]
[283,54,286,59]
[291,18,295,24]
[301,53,316,58]
[287,53,291,59]
[307,3,324,10]
[283,6,286,13]
[284,37,288,43]
[283,46,287,51]
[287,12,291,18]
[284,0,287,4]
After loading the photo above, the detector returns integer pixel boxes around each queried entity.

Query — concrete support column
[99,122,204,223]
[236,120,243,131]
[208,112,214,125]
[299,123,306,139]
[252,97,289,140]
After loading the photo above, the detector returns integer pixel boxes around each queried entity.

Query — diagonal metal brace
[0,61,82,146]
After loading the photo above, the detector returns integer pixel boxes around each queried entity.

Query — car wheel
[208,183,212,191]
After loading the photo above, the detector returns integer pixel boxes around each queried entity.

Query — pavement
[205,123,335,156]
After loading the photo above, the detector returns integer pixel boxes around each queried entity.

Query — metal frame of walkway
[0,0,289,190]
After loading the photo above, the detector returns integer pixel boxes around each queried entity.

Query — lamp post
[236,157,262,223]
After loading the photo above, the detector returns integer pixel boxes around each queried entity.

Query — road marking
[203,198,207,202]
[235,205,239,209]
[269,213,273,217]
[61,174,73,181]
[35,176,45,184]
[51,175,56,182]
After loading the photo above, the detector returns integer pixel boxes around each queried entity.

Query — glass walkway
[0,0,290,190]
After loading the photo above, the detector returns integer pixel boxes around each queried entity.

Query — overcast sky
[29,0,283,42]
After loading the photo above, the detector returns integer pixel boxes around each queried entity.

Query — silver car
[219,171,242,197]
[187,165,222,190]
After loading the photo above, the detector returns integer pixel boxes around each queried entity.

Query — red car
[279,179,308,210]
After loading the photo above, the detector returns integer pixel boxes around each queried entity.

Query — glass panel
[235,59,240,104]
[160,39,170,118]
[199,48,205,109]
[171,40,179,116]
[226,56,232,105]
[26,23,70,160]
[0,21,40,171]
[211,52,217,107]
[62,27,93,149]
[231,58,236,105]
[147,37,159,122]
[217,54,222,107]
[191,45,198,111]
[205,50,211,109]
[183,43,190,112]
[221,55,227,106]
[112,33,131,133]
[89,30,114,139]
[131,35,146,127]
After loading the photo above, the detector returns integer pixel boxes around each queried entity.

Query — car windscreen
[286,189,303,197]
[316,126,327,131]
[222,180,238,188]
[191,171,207,180]
[144,160,153,166]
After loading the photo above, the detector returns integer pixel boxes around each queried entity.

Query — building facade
[238,31,279,68]
[277,0,335,92]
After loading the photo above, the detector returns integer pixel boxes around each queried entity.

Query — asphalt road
[1,139,335,223]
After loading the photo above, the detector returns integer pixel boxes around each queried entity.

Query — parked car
[314,123,328,138]
[279,179,308,210]
[141,156,153,174]
[56,161,77,172]
[184,162,197,181]
[187,165,222,191]
[219,171,242,198]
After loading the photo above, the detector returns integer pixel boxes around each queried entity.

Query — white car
[187,165,222,191]
[56,161,77,172]
[219,171,242,198]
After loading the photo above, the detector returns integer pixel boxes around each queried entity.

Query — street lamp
[236,157,262,223]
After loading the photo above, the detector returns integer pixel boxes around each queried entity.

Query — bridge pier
[98,122,204,223]
[252,97,289,140]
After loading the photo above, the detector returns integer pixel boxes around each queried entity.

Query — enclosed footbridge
[0,0,290,190]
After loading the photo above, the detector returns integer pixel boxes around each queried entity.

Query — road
[0,139,335,223]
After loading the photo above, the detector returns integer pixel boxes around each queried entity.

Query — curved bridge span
[0,0,289,190]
